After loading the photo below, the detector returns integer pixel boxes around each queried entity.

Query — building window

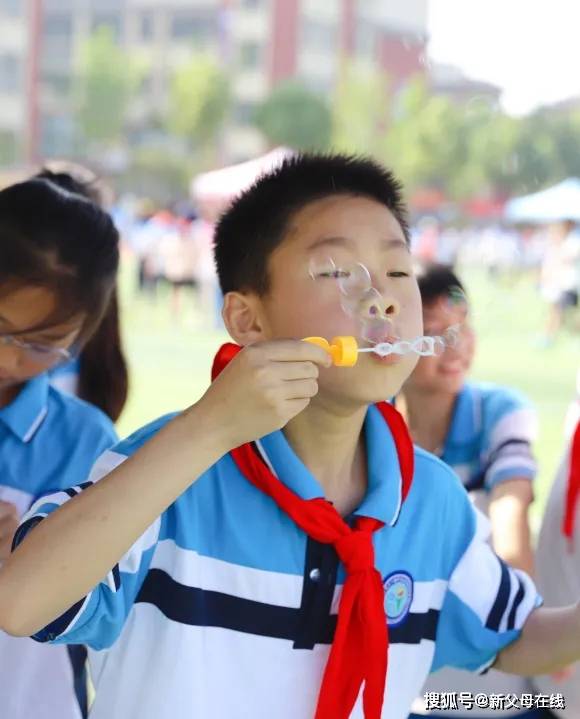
[44,13,73,36]
[40,113,75,158]
[301,18,336,54]
[239,42,261,69]
[0,54,21,93]
[0,0,21,16]
[139,12,154,42]
[91,13,122,42]
[170,11,215,44]
[354,19,376,59]
[43,73,71,96]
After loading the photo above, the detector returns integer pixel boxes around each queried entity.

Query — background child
[533,374,580,718]
[0,176,120,719]
[399,262,543,718]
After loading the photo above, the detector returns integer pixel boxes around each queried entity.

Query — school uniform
[412,381,540,718]
[49,357,81,396]
[0,373,117,719]
[15,402,540,719]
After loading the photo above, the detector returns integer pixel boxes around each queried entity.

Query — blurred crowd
[113,197,223,327]
[412,217,580,343]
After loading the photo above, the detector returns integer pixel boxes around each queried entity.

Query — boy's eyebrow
[307,236,408,252]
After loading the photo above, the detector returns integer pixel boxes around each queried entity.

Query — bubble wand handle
[303,336,359,366]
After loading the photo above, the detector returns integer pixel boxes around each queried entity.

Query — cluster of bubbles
[308,256,468,357]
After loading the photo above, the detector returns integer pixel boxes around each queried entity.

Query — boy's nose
[383,297,400,316]
[359,291,400,320]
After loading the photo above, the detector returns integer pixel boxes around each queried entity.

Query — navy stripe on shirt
[135,569,439,646]
[486,558,512,631]
[33,597,87,643]
[507,576,525,631]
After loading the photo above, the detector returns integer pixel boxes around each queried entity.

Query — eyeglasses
[0,333,72,364]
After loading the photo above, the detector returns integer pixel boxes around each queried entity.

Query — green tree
[455,109,522,196]
[331,60,390,155]
[381,78,469,196]
[76,27,138,145]
[254,81,332,151]
[167,54,230,155]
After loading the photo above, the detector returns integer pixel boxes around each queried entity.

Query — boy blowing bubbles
[0,155,579,719]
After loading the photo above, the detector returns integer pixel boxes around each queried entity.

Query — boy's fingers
[281,379,319,400]
[273,361,319,381]
[260,340,332,367]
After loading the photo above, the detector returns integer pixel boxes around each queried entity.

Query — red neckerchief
[562,419,580,549]
[212,343,414,719]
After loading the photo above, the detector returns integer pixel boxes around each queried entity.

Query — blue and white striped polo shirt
[415,381,539,717]
[1,373,117,719]
[17,405,541,719]
[440,381,537,494]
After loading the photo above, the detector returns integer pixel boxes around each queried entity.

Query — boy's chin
[322,377,404,407]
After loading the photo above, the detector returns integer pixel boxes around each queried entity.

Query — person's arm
[488,477,535,575]
[495,602,580,676]
[0,501,18,562]
[0,340,331,637]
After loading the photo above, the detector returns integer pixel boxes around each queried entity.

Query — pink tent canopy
[190,147,294,208]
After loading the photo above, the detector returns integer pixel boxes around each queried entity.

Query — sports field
[116,259,579,527]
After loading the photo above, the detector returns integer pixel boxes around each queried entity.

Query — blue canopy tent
[504,178,580,223]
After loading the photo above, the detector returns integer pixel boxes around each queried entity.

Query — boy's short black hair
[414,261,466,306]
[214,153,409,295]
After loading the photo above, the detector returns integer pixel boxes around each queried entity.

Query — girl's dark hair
[414,261,467,306]
[32,167,129,422]
[0,177,118,341]
[76,287,128,422]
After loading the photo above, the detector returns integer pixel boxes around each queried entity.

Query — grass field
[116,259,579,527]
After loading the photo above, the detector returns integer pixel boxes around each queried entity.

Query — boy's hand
[0,502,19,561]
[198,340,332,450]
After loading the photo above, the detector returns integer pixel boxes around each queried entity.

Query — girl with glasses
[0,175,119,719]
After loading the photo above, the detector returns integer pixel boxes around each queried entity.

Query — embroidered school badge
[383,571,414,626]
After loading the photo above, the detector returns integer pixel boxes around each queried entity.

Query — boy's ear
[222,291,266,345]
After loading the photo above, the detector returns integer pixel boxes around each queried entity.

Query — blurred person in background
[398,263,545,719]
[533,366,580,718]
[435,226,462,267]
[190,199,224,330]
[413,217,440,262]
[128,200,166,297]
[158,215,198,322]
[538,220,580,345]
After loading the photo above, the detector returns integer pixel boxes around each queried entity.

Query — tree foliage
[77,27,138,144]
[254,81,332,151]
[331,61,390,155]
[167,54,230,151]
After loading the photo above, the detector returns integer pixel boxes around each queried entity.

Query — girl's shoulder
[46,383,117,444]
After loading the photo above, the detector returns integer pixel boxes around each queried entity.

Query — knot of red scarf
[335,528,376,574]
[211,343,415,719]
[562,419,580,548]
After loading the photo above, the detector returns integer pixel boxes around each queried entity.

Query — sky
[427,0,580,114]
